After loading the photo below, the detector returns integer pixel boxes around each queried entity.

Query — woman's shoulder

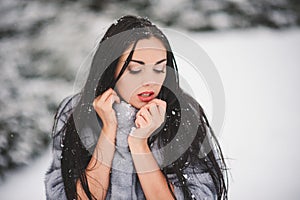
[56,93,81,115]
[52,93,81,137]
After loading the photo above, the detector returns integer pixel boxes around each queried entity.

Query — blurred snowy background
[0,0,299,199]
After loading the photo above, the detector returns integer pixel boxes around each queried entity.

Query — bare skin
[76,37,175,199]
[76,88,120,200]
[128,98,175,199]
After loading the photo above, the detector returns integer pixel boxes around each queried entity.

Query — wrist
[102,126,117,144]
[128,136,150,153]
[91,130,116,169]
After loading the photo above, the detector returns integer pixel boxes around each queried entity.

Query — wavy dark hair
[55,15,228,200]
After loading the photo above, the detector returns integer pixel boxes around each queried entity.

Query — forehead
[122,37,167,62]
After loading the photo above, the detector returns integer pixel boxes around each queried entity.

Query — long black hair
[56,15,228,200]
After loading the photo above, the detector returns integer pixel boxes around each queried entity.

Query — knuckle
[102,106,109,112]
[93,102,99,109]
[150,103,156,108]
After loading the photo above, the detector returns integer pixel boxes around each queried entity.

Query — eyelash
[153,69,165,73]
[128,68,165,74]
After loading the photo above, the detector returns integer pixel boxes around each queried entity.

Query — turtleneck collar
[113,100,139,129]
[112,101,139,149]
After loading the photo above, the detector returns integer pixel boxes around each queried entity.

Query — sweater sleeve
[167,166,218,200]
[44,95,77,200]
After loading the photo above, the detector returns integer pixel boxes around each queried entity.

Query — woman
[45,15,228,200]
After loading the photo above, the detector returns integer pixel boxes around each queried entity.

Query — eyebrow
[130,59,167,65]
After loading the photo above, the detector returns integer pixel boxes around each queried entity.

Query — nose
[139,66,165,86]
[141,73,157,87]
[142,82,150,87]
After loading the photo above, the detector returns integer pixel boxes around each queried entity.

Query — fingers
[135,115,147,128]
[134,99,167,139]
[148,103,159,117]
[93,88,120,108]
[108,92,120,105]
[140,107,152,123]
[106,95,116,107]
[112,90,121,104]
[149,98,166,109]
[152,99,166,117]
[95,88,119,102]
[135,99,166,130]
[95,88,112,102]
[136,107,149,119]
[158,105,166,118]
[140,99,166,117]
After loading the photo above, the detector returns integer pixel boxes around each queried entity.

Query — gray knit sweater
[44,94,218,200]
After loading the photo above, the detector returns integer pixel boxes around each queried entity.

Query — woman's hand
[93,88,120,134]
[128,99,166,146]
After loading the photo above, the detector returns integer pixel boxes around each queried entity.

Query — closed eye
[129,69,141,74]
[153,68,165,73]
[153,63,166,73]
[128,65,142,74]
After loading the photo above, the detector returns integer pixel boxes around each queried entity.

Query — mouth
[137,91,155,102]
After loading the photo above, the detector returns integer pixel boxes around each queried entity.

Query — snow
[1,27,299,200]
[191,28,300,200]
[0,147,52,199]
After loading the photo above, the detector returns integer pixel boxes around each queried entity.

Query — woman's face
[114,37,167,109]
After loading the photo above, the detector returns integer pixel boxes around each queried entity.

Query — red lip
[137,91,155,102]
[138,91,154,95]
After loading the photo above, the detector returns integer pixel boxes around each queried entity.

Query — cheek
[115,72,166,102]
[158,73,166,85]
[152,73,166,89]
[115,75,141,101]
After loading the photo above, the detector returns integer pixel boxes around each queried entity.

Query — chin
[130,101,145,109]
